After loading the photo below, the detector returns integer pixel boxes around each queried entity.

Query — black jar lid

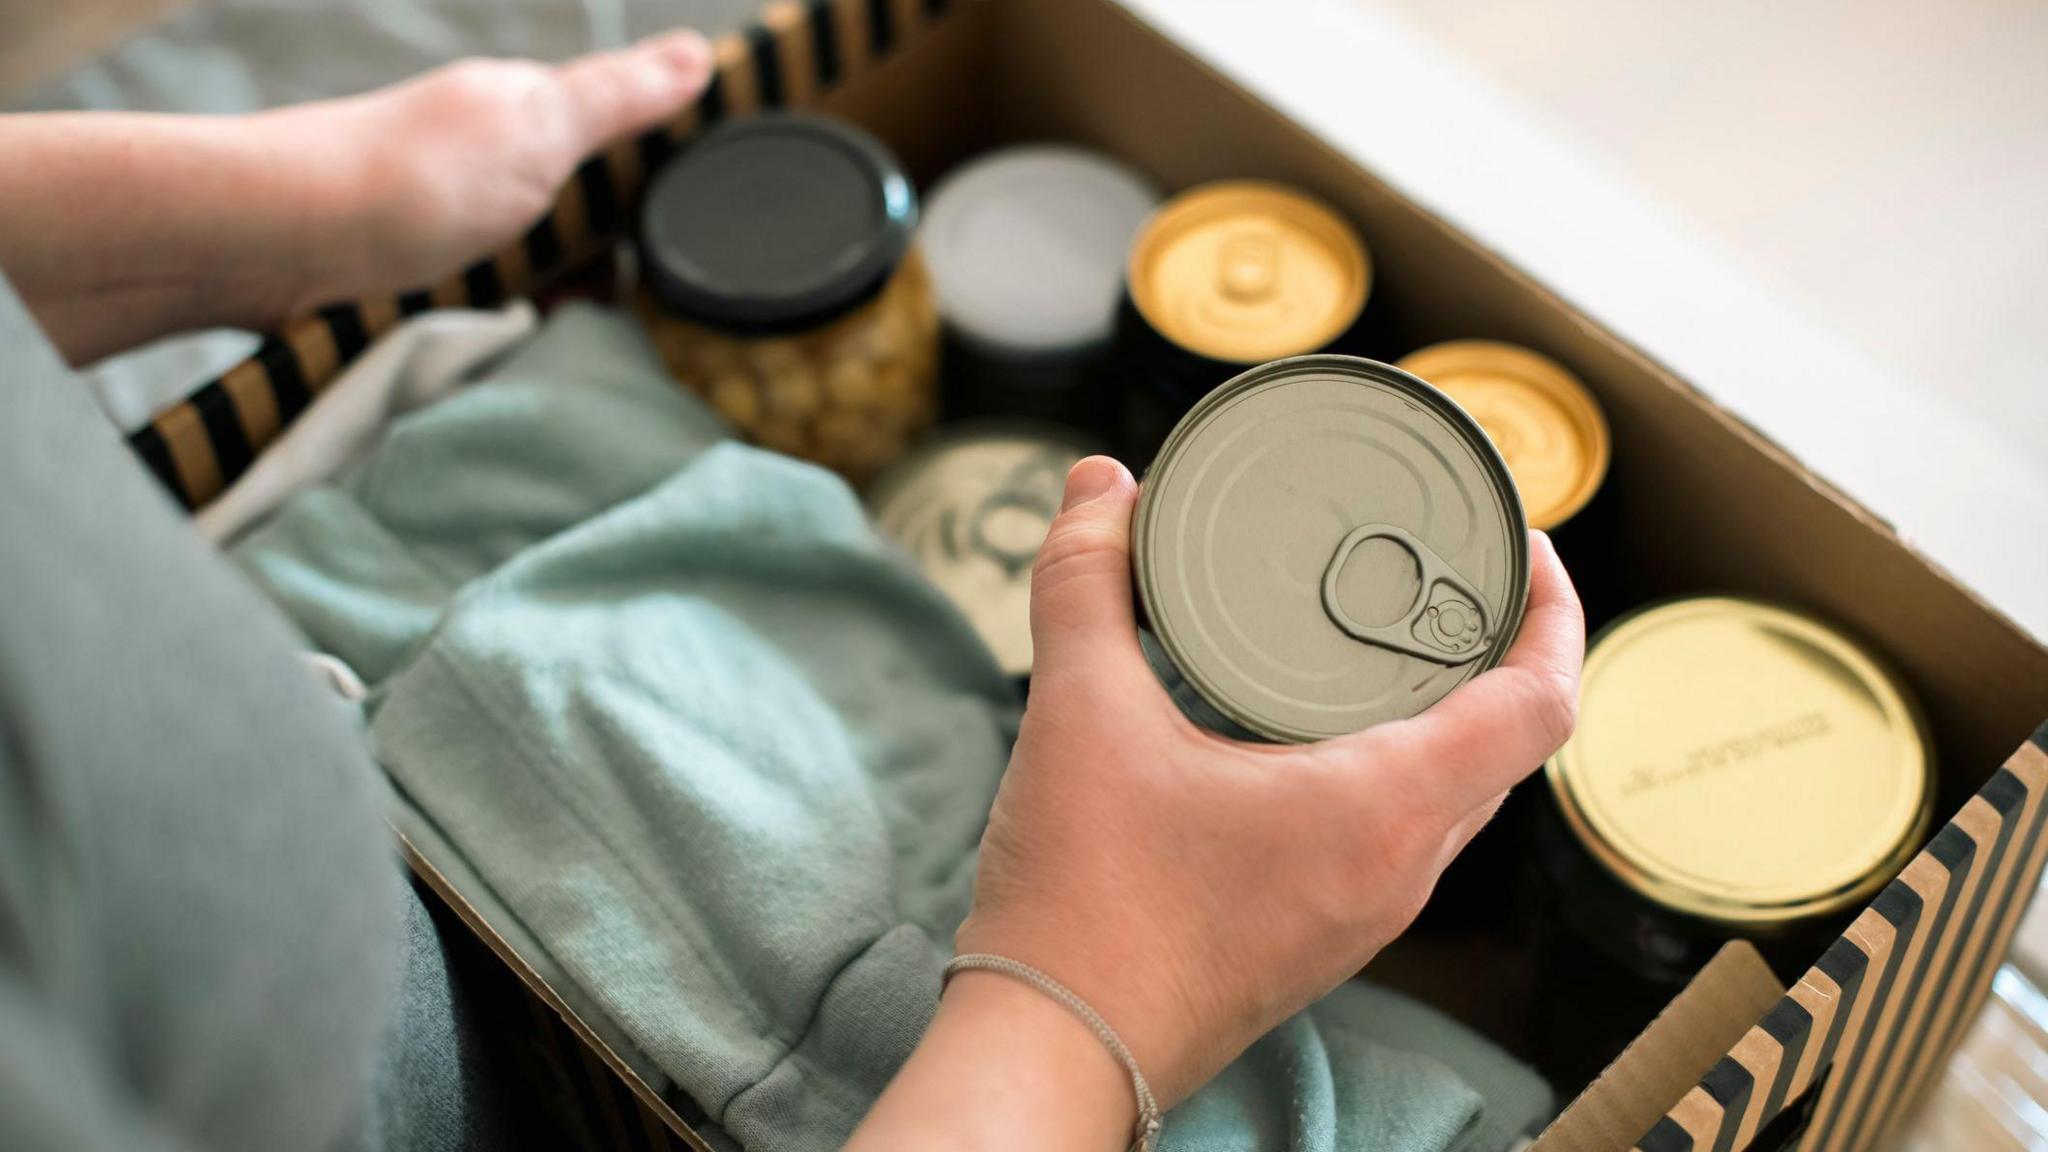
[638,113,917,335]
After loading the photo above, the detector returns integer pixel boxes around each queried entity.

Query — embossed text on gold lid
[1396,340,1610,531]
[1128,181,1370,363]
[1546,597,1933,927]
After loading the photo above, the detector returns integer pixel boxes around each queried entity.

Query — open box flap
[1534,942,1783,1152]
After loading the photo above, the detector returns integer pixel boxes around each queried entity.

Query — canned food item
[921,146,1158,434]
[1545,596,1932,937]
[636,113,938,482]
[1395,341,1610,532]
[868,423,1104,677]
[1528,596,1933,1085]
[1134,355,1529,742]
[1119,181,1375,461]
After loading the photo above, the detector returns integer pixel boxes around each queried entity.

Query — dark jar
[635,112,938,483]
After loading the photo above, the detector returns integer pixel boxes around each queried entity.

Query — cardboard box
[127,0,2048,1147]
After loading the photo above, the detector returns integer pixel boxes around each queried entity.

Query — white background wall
[1374,0,2048,471]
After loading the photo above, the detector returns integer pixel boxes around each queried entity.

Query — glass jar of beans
[635,113,937,482]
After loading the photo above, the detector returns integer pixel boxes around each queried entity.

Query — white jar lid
[919,145,1159,356]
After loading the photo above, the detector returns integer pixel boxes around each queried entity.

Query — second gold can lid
[1395,340,1610,531]
[1128,181,1370,364]
[1546,597,1934,927]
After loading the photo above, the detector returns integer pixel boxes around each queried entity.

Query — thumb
[553,29,714,151]
[1028,457,1152,683]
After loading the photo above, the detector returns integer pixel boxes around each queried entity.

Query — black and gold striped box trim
[128,0,958,511]
[1635,722,2048,1151]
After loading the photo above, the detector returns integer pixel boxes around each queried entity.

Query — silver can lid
[1134,355,1530,742]
[919,146,1159,356]
[869,422,1106,675]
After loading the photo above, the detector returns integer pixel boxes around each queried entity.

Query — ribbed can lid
[920,145,1158,355]
[1127,181,1370,364]
[638,113,916,335]
[1546,597,1933,927]
[869,422,1104,676]
[1396,340,1610,531]
[1134,355,1529,742]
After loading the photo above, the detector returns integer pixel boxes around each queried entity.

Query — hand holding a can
[860,455,1583,1147]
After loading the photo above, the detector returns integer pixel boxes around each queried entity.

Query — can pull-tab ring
[1321,524,1492,665]
[1218,231,1280,302]
[965,450,1071,579]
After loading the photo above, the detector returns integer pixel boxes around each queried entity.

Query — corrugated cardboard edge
[1530,942,1783,1152]
[395,830,718,1152]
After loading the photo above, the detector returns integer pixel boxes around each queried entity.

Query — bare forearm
[0,36,715,369]
[847,971,1137,1152]
[0,111,353,364]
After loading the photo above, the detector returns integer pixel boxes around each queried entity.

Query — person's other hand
[957,455,1585,1106]
[0,30,712,364]
[263,30,712,318]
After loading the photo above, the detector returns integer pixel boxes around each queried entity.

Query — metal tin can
[1118,181,1379,463]
[920,146,1159,437]
[868,422,1104,678]
[1529,596,1934,1083]
[635,113,937,483]
[1396,338,1638,629]
[1394,341,1609,532]
[1134,355,1530,742]
[1546,596,1933,942]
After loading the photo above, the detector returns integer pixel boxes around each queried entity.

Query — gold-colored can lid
[1128,181,1370,364]
[1547,597,1933,927]
[1396,340,1610,531]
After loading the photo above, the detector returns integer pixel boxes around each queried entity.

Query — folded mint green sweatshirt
[236,304,1547,1152]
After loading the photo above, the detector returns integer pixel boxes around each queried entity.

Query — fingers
[1337,530,1585,820]
[1444,789,1508,862]
[553,29,714,151]
[1026,457,1156,686]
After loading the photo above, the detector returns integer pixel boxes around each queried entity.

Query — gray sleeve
[0,981,188,1152]
[0,268,401,1152]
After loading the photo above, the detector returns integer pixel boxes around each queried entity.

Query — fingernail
[651,29,711,73]
[1062,456,1125,511]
